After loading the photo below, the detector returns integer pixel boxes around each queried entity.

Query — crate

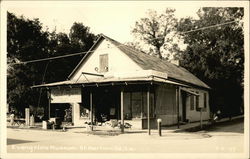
[49,117,62,129]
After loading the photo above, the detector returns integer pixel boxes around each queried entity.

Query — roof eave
[67,35,104,79]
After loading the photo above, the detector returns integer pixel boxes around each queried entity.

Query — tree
[131,9,180,60]
[46,23,97,82]
[7,12,97,117]
[43,31,74,82]
[7,12,51,115]
[177,7,244,116]
[69,22,96,52]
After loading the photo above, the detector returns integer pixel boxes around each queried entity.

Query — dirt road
[7,118,244,153]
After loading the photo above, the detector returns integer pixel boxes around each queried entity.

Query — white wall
[71,103,80,126]
[154,85,210,126]
[62,38,211,126]
[70,39,142,81]
[185,89,210,122]
[51,87,81,103]
[155,85,178,125]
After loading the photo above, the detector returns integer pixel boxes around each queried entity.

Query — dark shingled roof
[69,34,210,89]
[102,34,210,89]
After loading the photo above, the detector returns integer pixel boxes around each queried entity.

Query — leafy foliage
[7,12,50,116]
[69,22,96,52]
[131,9,180,60]
[177,7,244,116]
[7,12,96,117]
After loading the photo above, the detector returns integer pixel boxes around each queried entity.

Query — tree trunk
[155,46,162,59]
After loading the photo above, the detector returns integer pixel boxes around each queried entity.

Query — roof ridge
[100,34,209,89]
[100,34,177,65]
[68,33,209,89]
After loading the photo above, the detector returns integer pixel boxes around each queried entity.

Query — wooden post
[47,89,51,120]
[176,87,180,129]
[157,119,162,136]
[90,92,93,131]
[48,103,51,119]
[175,87,178,127]
[25,108,30,126]
[147,86,151,135]
[200,108,203,129]
[72,103,80,126]
[141,92,143,118]
[121,88,124,133]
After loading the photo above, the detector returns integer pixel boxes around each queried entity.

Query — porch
[49,83,157,133]
[32,70,207,133]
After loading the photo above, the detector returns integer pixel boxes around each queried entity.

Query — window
[190,95,195,110]
[99,54,108,72]
[142,92,154,118]
[131,92,142,118]
[204,93,207,108]
[124,91,155,119]
[196,95,199,108]
[196,92,200,111]
[124,92,132,119]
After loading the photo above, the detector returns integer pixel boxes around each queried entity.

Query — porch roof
[31,75,189,88]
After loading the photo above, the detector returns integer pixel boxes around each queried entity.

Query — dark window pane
[124,92,132,119]
[132,92,142,118]
[204,93,207,108]
[196,93,199,111]
[190,96,194,110]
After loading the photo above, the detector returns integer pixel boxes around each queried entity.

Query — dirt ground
[6,118,244,154]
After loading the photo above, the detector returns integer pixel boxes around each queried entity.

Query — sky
[4,1,203,43]
[3,1,247,43]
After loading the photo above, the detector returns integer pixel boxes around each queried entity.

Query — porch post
[25,108,30,126]
[90,92,93,131]
[72,103,80,126]
[121,88,124,133]
[200,108,203,129]
[176,86,180,128]
[47,89,51,119]
[147,85,151,135]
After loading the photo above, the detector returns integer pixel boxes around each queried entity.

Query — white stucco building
[33,34,211,131]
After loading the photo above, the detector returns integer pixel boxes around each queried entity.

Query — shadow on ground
[182,117,244,133]
[75,129,147,137]
[7,138,36,145]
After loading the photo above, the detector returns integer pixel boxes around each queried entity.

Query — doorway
[50,103,71,121]
[93,87,120,122]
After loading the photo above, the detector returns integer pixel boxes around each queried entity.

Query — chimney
[170,59,179,66]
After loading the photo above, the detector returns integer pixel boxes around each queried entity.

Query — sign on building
[51,87,81,103]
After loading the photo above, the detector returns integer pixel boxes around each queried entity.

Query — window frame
[99,54,109,72]
[190,95,195,111]
[195,92,200,111]
[204,92,207,108]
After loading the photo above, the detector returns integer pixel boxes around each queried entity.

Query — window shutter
[190,96,194,110]
[99,54,108,72]
[204,93,207,108]
[196,92,199,111]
